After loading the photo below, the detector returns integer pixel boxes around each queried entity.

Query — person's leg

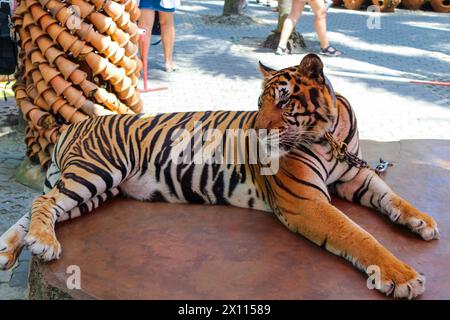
[159,11,176,72]
[308,0,328,49]
[309,0,342,56]
[277,0,305,51]
[138,9,156,60]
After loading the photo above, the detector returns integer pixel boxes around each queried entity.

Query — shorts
[139,0,176,12]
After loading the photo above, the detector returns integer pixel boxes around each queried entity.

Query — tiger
[0,53,439,299]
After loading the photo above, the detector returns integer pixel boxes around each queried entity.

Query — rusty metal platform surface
[34,140,450,299]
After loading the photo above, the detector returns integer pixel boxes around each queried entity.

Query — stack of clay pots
[338,0,449,12]
[11,0,142,168]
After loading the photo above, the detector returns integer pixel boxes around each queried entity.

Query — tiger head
[255,53,338,153]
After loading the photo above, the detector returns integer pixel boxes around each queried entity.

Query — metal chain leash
[324,132,392,175]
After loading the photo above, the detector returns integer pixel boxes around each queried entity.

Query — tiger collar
[324,131,392,175]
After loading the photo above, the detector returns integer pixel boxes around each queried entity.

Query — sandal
[319,46,343,57]
[275,46,289,55]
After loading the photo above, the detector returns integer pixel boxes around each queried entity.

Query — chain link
[324,132,391,175]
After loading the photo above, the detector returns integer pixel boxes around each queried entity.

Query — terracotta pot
[14,88,28,101]
[28,107,49,128]
[102,64,126,85]
[55,7,72,25]
[105,42,124,64]
[55,56,79,80]
[30,4,48,23]
[63,86,84,106]
[69,39,89,57]
[18,28,32,46]
[31,70,44,85]
[77,22,94,41]
[125,22,138,40]
[38,150,51,168]
[38,137,50,153]
[130,99,143,114]
[371,0,401,12]
[104,0,125,19]
[15,0,28,15]
[119,56,137,75]
[90,32,112,53]
[44,46,64,65]
[24,59,37,77]
[34,95,51,111]
[50,76,71,96]
[42,89,58,107]
[80,79,98,96]
[43,127,60,143]
[28,143,41,158]
[70,69,88,85]
[39,14,58,32]
[27,85,39,100]
[39,64,60,84]
[46,0,65,17]
[58,104,78,122]
[430,0,450,12]
[70,110,89,124]
[31,50,47,65]
[401,0,424,9]
[71,0,96,18]
[25,0,39,8]
[343,0,365,9]
[56,31,78,52]
[12,15,23,27]
[124,41,139,58]
[125,92,140,109]
[50,97,66,113]
[20,100,38,118]
[23,13,35,29]
[86,53,108,75]
[91,0,106,10]
[36,36,54,56]
[29,25,46,44]
[112,29,130,47]
[124,0,140,21]
[89,12,113,34]
[24,41,39,58]
[116,11,131,29]
[130,73,138,88]
[47,23,66,43]
[79,43,94,57]
[38,0,51,8]
[73,95,88,110]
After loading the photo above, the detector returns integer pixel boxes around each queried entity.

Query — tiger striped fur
[0,54,439,299]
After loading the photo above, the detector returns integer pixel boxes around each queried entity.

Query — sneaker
[275,46,288,55]
[319,46,343,57]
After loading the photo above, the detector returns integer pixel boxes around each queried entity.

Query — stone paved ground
[0,0,449,299]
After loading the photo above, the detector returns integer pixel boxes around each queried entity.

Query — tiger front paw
[24,228,61,261]
[374,263,425,299]
[0,230,24,270]
[391,196,439,241]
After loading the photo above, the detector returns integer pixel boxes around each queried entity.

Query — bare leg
[335,168,439,241]
[278,0,305,50]
[138,9,156,64]
[159,11,176,72]
[308,0,329,49]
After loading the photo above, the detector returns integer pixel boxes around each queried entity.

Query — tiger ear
[298,53,325,84]
[258,61,276,78]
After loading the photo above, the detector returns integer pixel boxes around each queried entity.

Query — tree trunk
[223,0,242,15]
[261,0,306,53]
